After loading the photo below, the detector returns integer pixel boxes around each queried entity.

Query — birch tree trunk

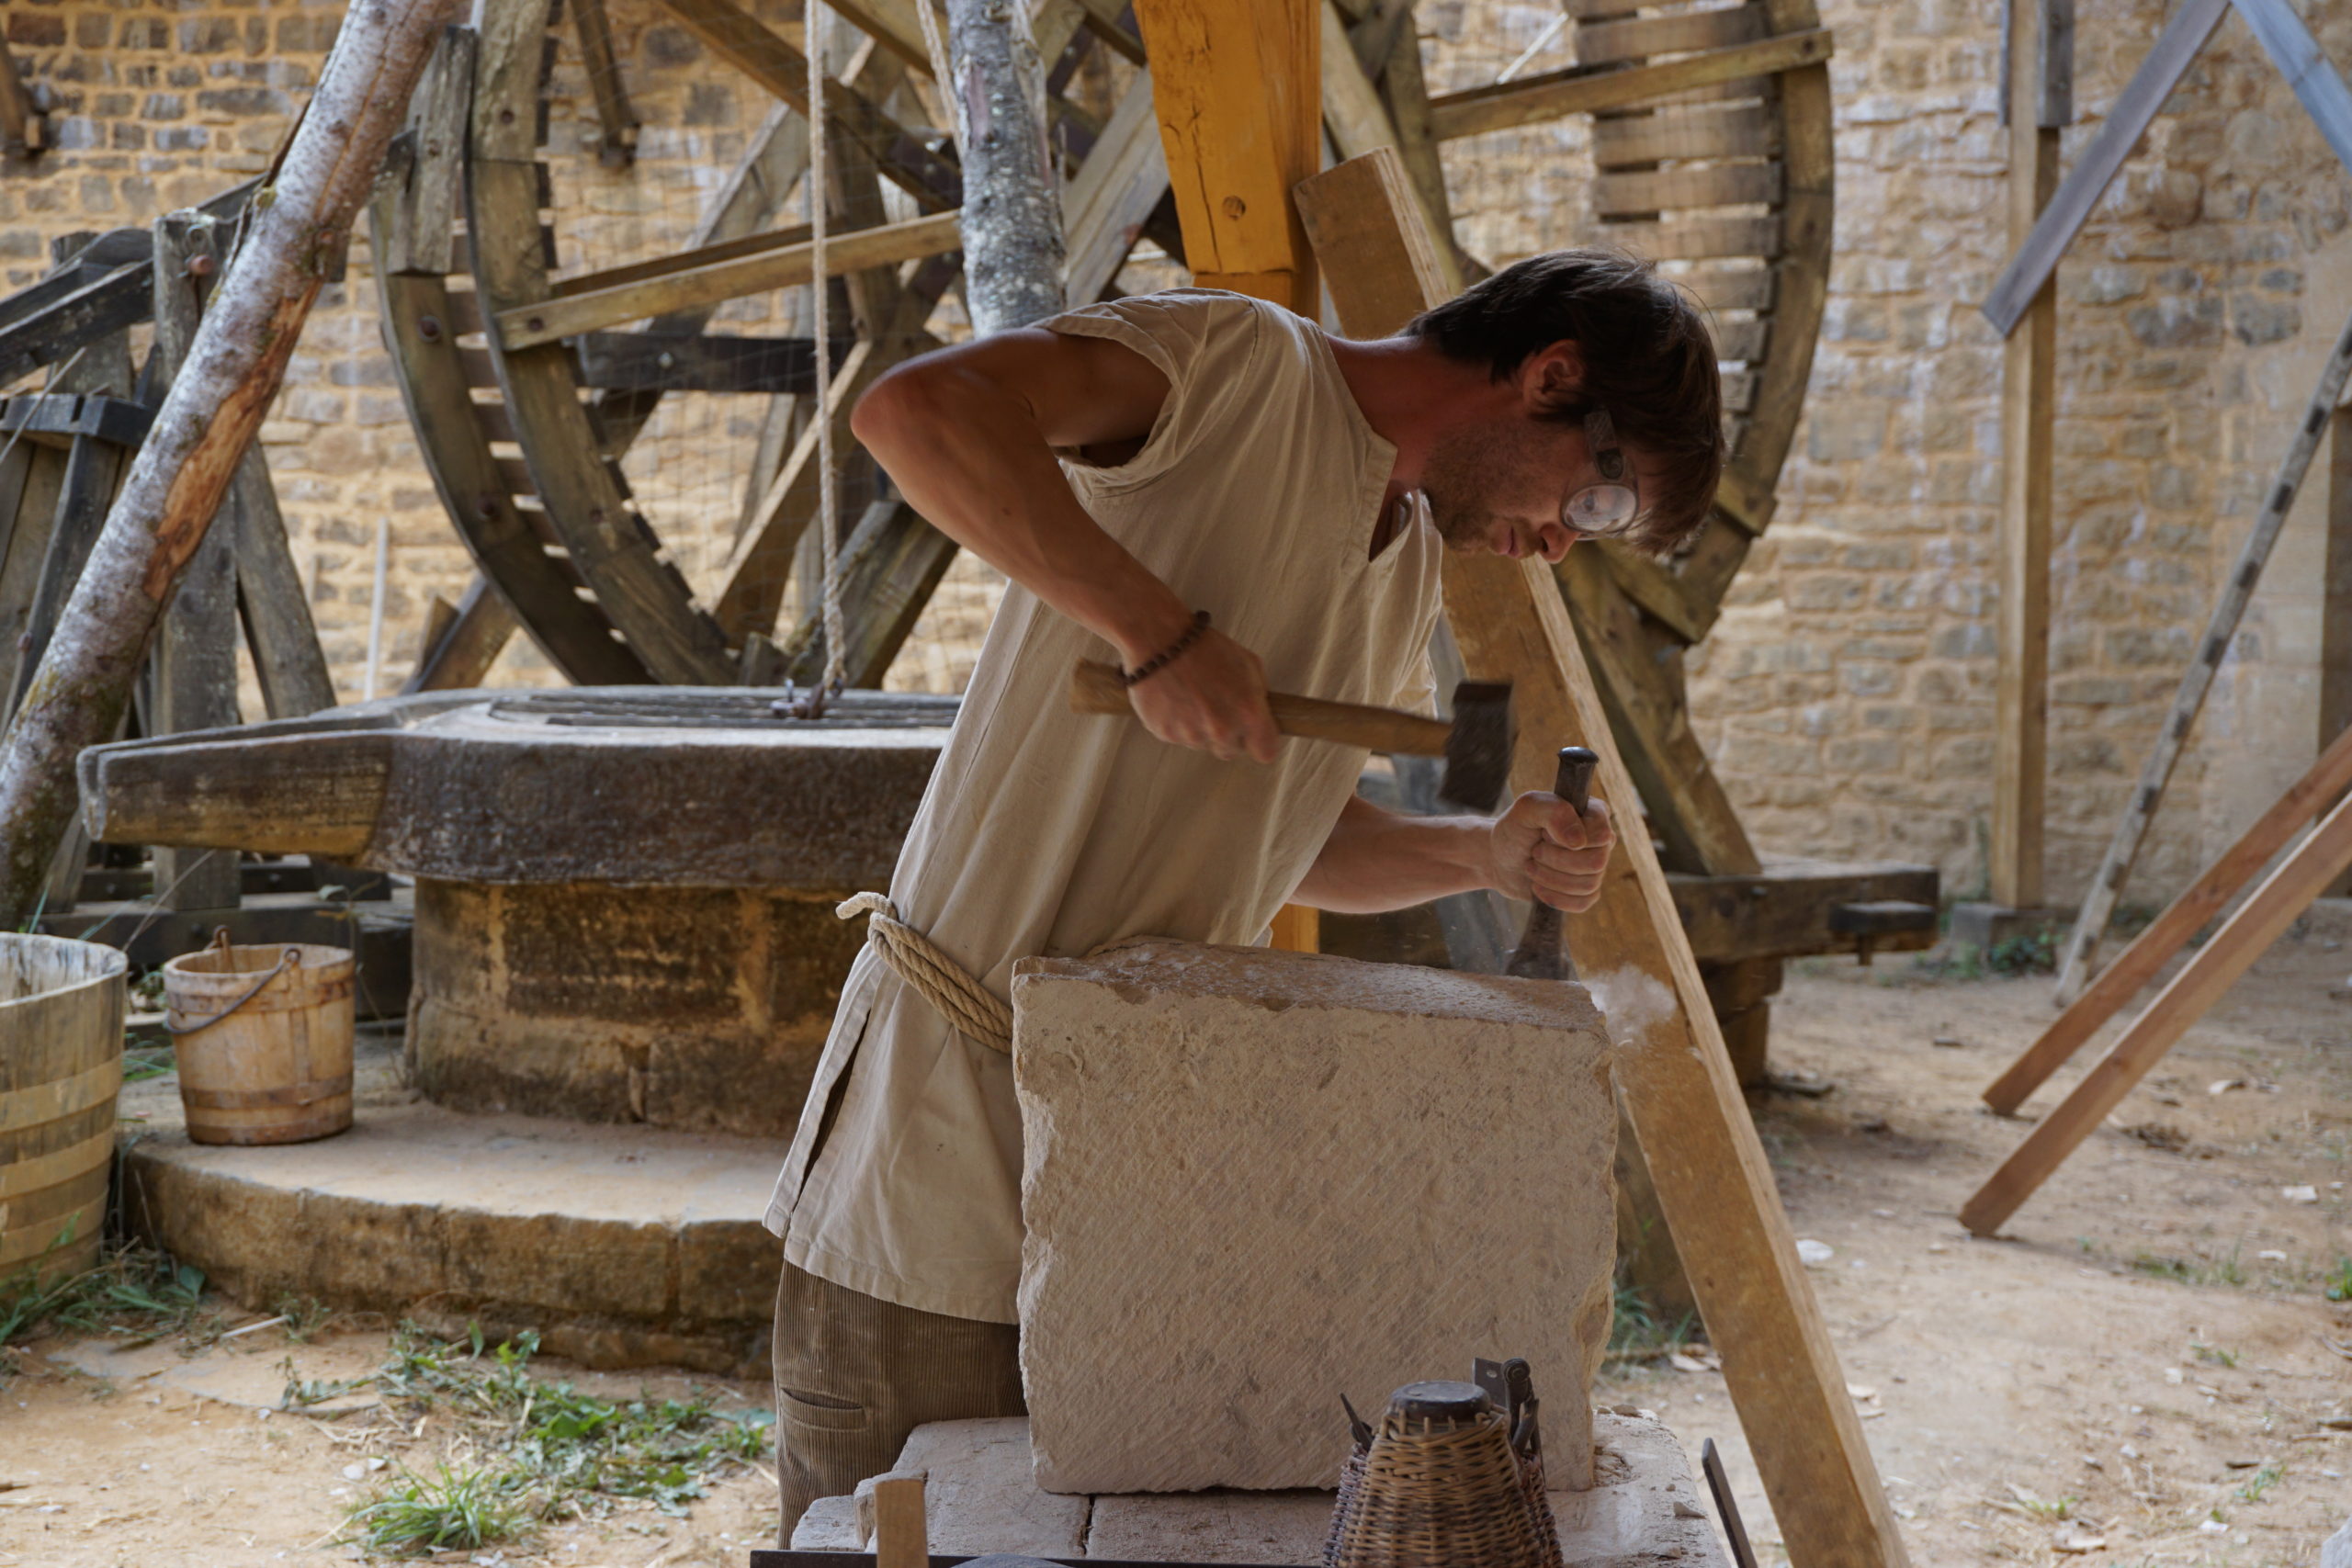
[942,0,1067,333]
[0,0,459,930]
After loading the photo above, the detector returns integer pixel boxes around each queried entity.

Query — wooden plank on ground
[1963,782,2352,1235]
[1984,718,2352,1113]
[1298,146,1911,1568]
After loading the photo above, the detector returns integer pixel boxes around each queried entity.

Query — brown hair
[1406,249,1724,555]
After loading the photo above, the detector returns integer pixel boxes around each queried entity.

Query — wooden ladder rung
[1593,161,1781,216]
[1577,5,1764,68]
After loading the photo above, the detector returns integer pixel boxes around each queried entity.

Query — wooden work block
[1010,941,1615,1494]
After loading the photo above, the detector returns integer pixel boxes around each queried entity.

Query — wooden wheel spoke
[649,0,962,209]
[496,209,965,351]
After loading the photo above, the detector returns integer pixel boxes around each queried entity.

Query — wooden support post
[1990,0,2062,912]
[1134,0,1322,948]
[1964,780,2352,1235]
[0,0,461,931]
[149,213,243,912]
[1129,0,1320,314]
[1298,148,1911,1568]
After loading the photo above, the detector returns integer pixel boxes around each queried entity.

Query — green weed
[346,1325,773,1548]
[2191,1342,2240,1369]
[0,1238,214,1350]
[2128,1247,2245,1288]
[347,1463,534,1556]
[2324,1257,2352,1303]
[1606,1279,1700,1364]
[2234,1461,2283,1504]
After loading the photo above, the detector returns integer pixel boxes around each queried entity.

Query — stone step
[120,1059,785,1375]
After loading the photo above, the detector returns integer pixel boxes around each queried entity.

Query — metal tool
[1701,1438,1761,1568]
[1070,660,1516,812]
[1503,746,1600,981]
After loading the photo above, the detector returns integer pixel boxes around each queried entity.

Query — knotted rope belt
[836,893,1014,1055]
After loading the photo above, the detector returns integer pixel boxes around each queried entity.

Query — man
[765,249,1724,1528]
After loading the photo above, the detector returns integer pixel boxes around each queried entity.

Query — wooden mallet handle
[1069,660,1456,757]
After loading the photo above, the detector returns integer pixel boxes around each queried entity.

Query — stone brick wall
[7,0,2348,903]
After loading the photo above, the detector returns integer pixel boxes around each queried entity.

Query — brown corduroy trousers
[770,1259,1025,1542]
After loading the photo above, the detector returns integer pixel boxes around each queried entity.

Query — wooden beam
[1298,147,1912,1568]
[1964,781,2352,1235]
[0,42,47,159]
[649,0,961,209]
[573,331,848,395]
[2230,0,2352,177]
[1060,72,1169,304]
[1426,28,1835,142]
[494,210,962,350]
[2051,306,2352,1000]
[402,576,519,693]
[1669,859,1937,964]
[571,0,641,168]
[1984,717,2352,1114]
[1980,0,2222,335]
[1130,0,1320,312]
[1989,0,2059,912]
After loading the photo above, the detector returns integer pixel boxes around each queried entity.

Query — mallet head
[1440,681,1516,812]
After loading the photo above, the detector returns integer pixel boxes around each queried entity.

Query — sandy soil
[4,914,2348,1567]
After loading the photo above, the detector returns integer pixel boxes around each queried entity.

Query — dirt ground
[5,911,2349,1568]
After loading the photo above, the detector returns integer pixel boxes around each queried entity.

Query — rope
[807,0,847,700]
[837,892,1013,1054]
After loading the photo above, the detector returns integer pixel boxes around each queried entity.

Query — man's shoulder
[1045,288,1306,349]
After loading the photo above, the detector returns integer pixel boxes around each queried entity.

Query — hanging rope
[837,892,1014,1053]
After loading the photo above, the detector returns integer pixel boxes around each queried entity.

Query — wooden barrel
[1,933,128,1283]
[163,938,356,1145]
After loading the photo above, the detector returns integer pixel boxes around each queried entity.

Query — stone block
[1011,942,1616,1494]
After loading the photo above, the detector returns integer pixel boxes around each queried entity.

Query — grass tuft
[1606,1278,1700,1365]
[2233,1461,2283,1504]
[0,1238,215,1351]
[2128,1247,2245,1288]
[2324,1257,2352,1303]
[347,1463,535,1556]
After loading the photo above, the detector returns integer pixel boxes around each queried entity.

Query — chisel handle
[1504,746,1601,981]
[1069,660,1454,757]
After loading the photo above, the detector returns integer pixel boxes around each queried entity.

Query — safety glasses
[1561,409,1640,535]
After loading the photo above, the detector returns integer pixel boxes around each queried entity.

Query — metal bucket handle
[165,929,306,1038]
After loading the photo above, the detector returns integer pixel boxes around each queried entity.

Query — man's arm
[1293,789,1617,915]
[852,329,1281,762]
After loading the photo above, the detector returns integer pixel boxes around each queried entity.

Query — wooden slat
[402,575,521,692]
[1592,102,1775,164]
[495,210,963,350]
[1712,316,1769,361]
[1593,161,1780,215]
[1602,211,1780,260]
[1963,783,2352,1236]
[571,0,641,167]
[7,342,129,716]
[1061,71,1170,304]
[387,28,476,276]
[1428,28,1832,141]
[1985,718,2352,1115]
[573,332,842,395]
[0,448,67,707]
[1674,263,1775,313]
[1317,1,1464,294]
[1577,5,1764,67]
[1300,148,1910,1568]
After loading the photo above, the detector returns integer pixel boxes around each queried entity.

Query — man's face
[1419,411,1652,564]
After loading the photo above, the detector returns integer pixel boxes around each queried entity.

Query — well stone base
[408,878,866,1137]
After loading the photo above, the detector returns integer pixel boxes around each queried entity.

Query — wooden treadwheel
[369,0,1834,879]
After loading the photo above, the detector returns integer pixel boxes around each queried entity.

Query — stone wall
[7,0,2348,903]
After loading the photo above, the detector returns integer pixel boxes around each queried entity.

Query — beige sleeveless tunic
[765,289,1445,1322]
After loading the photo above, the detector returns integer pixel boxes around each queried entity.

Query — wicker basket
[1326,1381,1549,1568]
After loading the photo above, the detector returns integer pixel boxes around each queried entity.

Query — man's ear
[1520,340,1586,412]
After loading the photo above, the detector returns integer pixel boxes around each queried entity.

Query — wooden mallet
[1069,660,1517,812]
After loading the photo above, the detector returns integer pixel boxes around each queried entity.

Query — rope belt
[836,893,1014,1055]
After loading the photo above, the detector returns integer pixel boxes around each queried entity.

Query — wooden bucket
[1,933,128,1284]
[164,931,356,1145]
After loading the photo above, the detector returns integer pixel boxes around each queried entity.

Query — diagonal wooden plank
[1428,28,1835,141]
[1299,146,1911,1568]
[2231,0,2352,177]
[2052,305,2352,1003]
[1979,0,2226,335]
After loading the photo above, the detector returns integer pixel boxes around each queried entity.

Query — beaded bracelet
[1121,609,1212,687]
